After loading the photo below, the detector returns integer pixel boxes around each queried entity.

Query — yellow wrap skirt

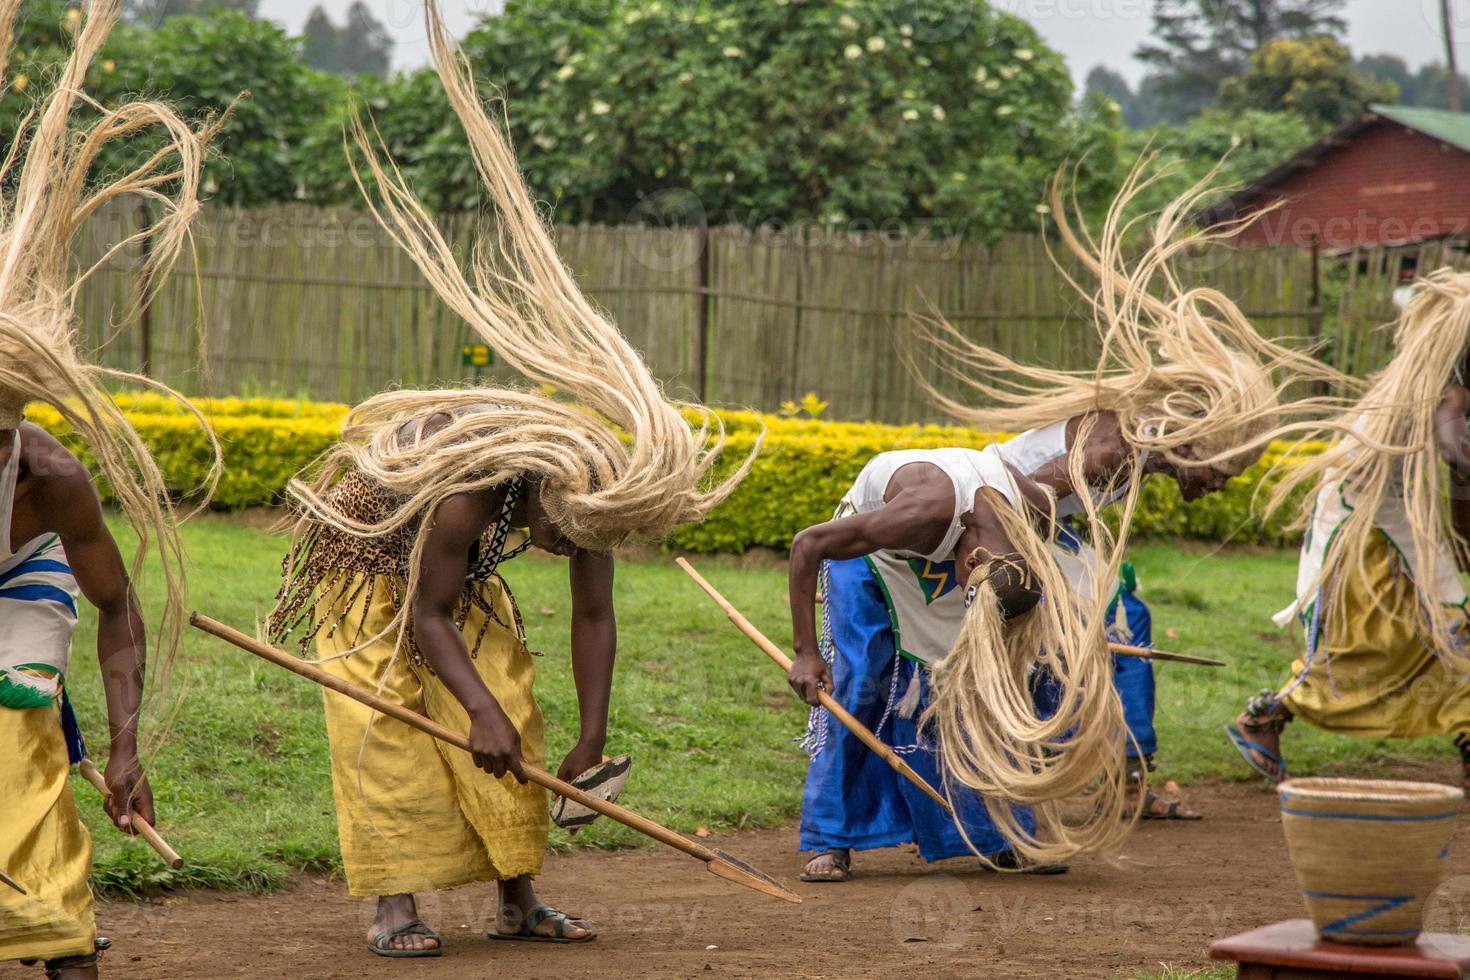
[1281,531,1470,737]
[0,702,96,963]
[317,573,548,897]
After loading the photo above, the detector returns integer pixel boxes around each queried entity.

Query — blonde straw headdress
[0,0,221,694]
[914,160,1353,863]
[277,0,759,648]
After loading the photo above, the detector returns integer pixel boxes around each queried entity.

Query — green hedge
[27,396,1321,550]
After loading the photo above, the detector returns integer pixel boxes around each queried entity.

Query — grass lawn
[59,518,1461,896]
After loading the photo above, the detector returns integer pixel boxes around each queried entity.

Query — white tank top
[994,420,1141,517]
[837,447,1023,563]
[835,448,1025,665]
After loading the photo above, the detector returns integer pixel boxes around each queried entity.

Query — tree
[1217,36,1396,129]
[1084,65,1168,129]
[300,2,391,78]
[1356,55,1470,111]
[300,0,1116,238]
[98,12,344,206]
[1136,0,1348,122]
[1124,109,1317,216]
[301,6,339,74]
[124,0,259,27]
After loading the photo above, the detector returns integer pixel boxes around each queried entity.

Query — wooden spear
[189,613,800,905]
[675,558,954,814]
[0,868,25,895]
[1108,642,1225,668]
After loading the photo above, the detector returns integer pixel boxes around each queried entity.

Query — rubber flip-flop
[798,848,852,883]
[1224,723,1287,784]
[489,905,596,944]
[369,919,443,958]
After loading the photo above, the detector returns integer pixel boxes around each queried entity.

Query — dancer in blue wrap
[788,446,1068,883]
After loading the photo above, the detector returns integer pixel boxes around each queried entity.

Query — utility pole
[1444,0,1462,112]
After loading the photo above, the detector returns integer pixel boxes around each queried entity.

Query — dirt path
[9,774,1470,980]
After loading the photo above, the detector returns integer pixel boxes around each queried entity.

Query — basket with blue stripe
[1279,777,1463,945]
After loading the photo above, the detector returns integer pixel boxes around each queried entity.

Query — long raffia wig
[278,0,758,645]
[0,0,220,689]
[924,478,1136,865]
[914,163,1353,863]
[918,159,1349,477]
[1268,268,1470,666]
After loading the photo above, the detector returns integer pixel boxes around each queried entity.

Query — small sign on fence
[461,344,494,367]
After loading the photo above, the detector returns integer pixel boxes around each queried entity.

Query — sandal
[1140,791,1202,821]
[799,848,852,883]
[489,905,596,944]
[368,919,443,958]
[1225,689,1290,784]
[985,849,1069,875]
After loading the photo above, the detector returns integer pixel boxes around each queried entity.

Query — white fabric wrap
[839,448,1023,666]
[1274,478,1469,628]
[0,536,81,688]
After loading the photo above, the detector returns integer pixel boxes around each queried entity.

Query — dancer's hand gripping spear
[676,558,954,814]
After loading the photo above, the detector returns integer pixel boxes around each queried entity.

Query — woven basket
[1278,777,1463,945]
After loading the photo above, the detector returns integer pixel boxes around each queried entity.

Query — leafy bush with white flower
[309,0,1120,237]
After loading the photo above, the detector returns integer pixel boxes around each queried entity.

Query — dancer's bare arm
[413,489,530,781]
[50,457,154,834]
[786,473,954,706]
[561,550,615,782]
[1024,411,1129,500]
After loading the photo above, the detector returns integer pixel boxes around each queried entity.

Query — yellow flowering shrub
[26,395,1325,550]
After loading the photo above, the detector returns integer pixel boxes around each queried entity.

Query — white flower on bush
[899,23,913,37]
[866,35,885,52]
[1000,64,1019,80]
[984,79,1001,92]
[997,105,1015,116]
[533,134,557,150]
[838,13,859,31]
[844,43,862,59]
[555,65,576,81]
[902,108,919,121]
[723,46,744,58]
[678,71,693,83]
[932,105,946,121]
[591,100,611,115]
[1015,48,1034,61]
[974,66,988,83]
[724,172,736,184]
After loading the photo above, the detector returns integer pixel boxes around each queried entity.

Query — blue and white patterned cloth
[0,535,80,707]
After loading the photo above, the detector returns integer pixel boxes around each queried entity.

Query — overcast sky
[257,0,1466,85]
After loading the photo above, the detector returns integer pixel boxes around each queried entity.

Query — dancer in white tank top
[789,447,1082,881]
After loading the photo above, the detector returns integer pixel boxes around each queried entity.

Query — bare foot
[496,875,593,940]
[368,893,439,954]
